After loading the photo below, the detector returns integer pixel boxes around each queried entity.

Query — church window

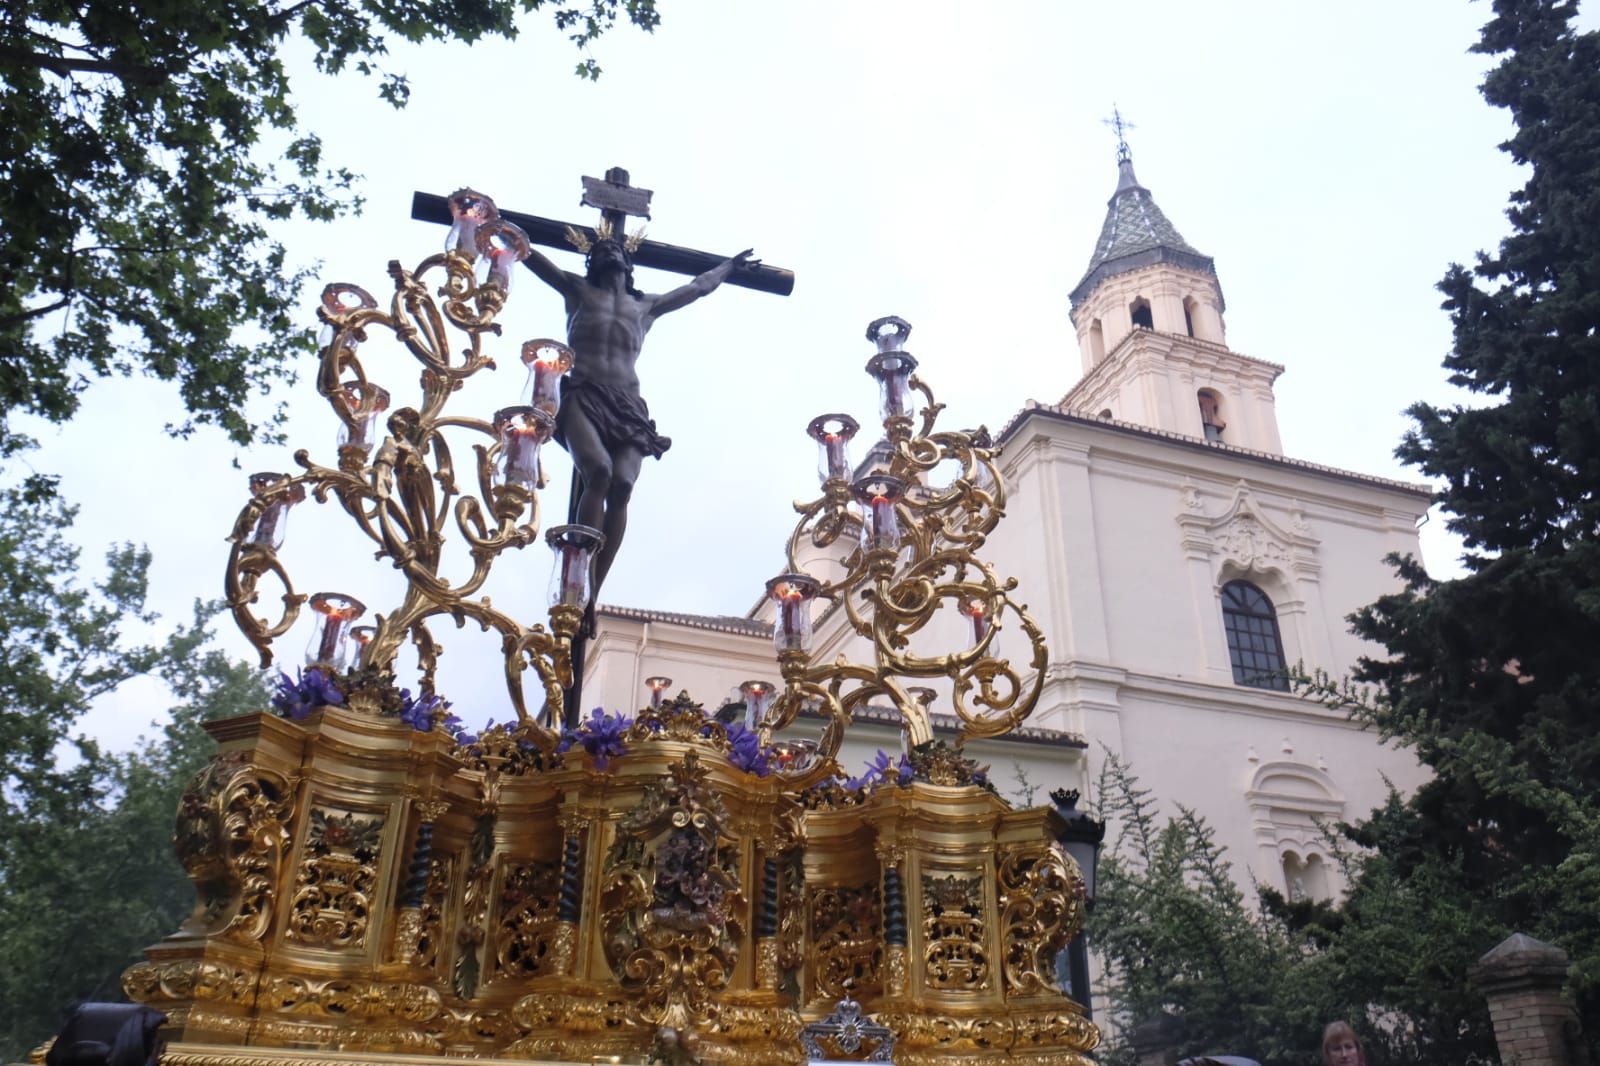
[1089,318,1105,363]
[1183,296,1199,338]
[1221,580,1288,690]
[1130,297,1153,330]
[1198,389,1225,442]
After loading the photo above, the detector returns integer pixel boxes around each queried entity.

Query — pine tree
[1336,0,1600,1047]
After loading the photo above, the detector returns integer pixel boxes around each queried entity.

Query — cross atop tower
[1101,105,1136,162]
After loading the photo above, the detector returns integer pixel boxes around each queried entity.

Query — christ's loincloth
[555,378,672,459]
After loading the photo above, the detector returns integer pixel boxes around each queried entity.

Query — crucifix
[1101,105,1136,162]
[413,168,793,724]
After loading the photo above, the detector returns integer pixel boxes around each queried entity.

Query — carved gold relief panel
[920,874,989,991]
[808,882,882,1000]
[997,844,1082,997]
[492,859,562,979]
[285,806,386,950]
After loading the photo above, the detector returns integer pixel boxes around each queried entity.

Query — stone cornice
[996,404,1432,500]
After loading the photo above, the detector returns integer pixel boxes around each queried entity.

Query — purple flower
[557,708,632,769]
[271,667,344,720]
[724,723,771,777]
[398,687,449,732]
[842,749,914,791]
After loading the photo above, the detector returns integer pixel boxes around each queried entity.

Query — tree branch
[0,44,168,86]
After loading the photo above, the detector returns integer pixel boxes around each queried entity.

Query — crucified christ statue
[522,236,758,607]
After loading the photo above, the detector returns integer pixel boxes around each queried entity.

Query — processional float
[114,188,1100,1066]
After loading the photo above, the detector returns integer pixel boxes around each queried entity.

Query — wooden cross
[411,166,794,296]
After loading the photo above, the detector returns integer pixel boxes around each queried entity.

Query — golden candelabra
[114,196,1099,1066]
[759,315,1048,787]
[223,189,592,743]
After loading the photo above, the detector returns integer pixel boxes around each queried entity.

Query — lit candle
[546,525,605,608]
[494,406,553,491]
[446,189,497,259]
[477,219,531,291]
[740,679,776,729]
[965,596,990,648]
[807,413,860,485]
[851,475,905,553]
[520,340,575,418]
[338,382,391,457]
[248,472,306,551]
[646,676,672,708]
[306,592,366,670]
[767,573,819,654]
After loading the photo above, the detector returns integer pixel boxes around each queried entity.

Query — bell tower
[1063,135,1284,454]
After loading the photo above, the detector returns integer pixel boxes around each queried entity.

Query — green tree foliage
[0,0,659,457]
[1327,0,1600,1048]
[0,477,272,1061]
[1091,753,1319,1066]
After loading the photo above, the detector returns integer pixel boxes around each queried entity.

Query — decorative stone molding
[1244,759,1345,899]
[1175,480,1319,581]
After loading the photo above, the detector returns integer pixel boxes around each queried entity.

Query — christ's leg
[592,447,644,597]
[558,404,613,531]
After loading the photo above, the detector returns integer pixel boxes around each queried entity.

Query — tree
[0,0,659,458]
[0,475,272,1060]
[1090,753,1322,1066]
[1299,0,1600,1055]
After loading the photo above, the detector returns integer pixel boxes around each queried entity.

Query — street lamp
[1052,787,1106,1021]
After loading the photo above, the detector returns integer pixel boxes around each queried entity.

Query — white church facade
[582,148,1431,903]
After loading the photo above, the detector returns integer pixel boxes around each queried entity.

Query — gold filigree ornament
[763,316,1048,780]
[221,192,591,745]
[600,754,746,1066]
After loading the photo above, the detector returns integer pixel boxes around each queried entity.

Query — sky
[29,0,1589,750]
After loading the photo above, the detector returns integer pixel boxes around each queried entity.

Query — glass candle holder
[867,315,912,354]
[865,316,917,421]
[520,339,575,418]
[446,188,497,259]
[766,573,820,654]
[317,283,378,351]
[865,351,919,423]
[807,413,860,485]
[770,738,820,775]
[851,474,906,552]
[248,472,306,550]
[476,218,531,291]
[965,595,993,649]
[306,592,366,671]
[493,405,555,491]
[546,524,605,608]
[645,675,672,708]
[337,381,391,457]
[739,679,777,730]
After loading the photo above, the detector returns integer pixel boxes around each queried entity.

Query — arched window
[1089,318,1105,363]
[1198,389,1225,442]
[1220,580,1288,690]
[1183,295,1198,338]
[1130,297,1153,330]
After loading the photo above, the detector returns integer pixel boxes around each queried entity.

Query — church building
[583,146,1432,904]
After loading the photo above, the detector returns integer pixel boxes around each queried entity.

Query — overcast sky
[31,0,1592,749]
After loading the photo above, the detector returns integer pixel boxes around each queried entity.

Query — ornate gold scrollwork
[921,874,990,991]
[771,358,1049,773]
[809,883,883,1000]
[598,753,745,1064]
[286,807,385,950]
[171,753,294,944]
[222,234,581,749]
[492,860,562,979]
[997,844,1083,997]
